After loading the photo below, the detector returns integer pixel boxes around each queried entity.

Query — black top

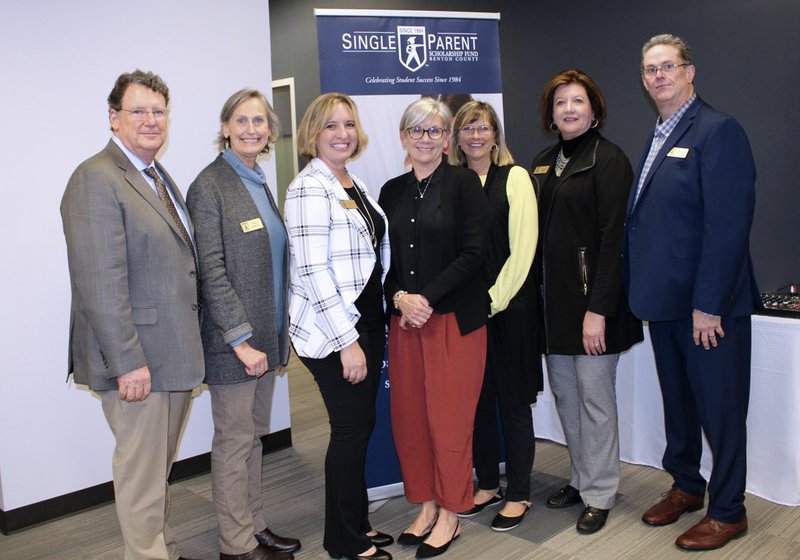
[532,129,643,355]
[343,185,386,332]
[379,161,489,335]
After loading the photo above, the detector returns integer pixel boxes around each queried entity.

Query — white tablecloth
[533,314,800,506]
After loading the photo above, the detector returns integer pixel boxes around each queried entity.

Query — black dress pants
[299,327,384,556]
[472,311,537,502]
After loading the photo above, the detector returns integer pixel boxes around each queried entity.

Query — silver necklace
[350,185,377,248]
[416,176,433,199]
[555,148,570,177]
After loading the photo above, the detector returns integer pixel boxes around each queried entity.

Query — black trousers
[472,316,536,502]
[299,326,384,556]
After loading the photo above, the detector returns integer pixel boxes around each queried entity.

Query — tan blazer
[61,140,204,392]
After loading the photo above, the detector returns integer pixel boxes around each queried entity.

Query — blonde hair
[297,93,368,160]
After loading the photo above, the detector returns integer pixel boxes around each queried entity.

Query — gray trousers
[101,390,192,560]
[546,354,620,510]
[209,372,276,554]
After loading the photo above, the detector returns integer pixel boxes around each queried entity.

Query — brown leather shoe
[642,487,704,526]
[676,516,748,550]
[255,527,301,553]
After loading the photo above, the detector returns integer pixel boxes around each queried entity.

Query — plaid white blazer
[284,158,390,359]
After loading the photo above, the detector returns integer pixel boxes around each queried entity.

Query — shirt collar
[654,93,697,138]
[111,135,152,172]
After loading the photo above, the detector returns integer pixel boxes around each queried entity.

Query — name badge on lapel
[340,199,358,209]
[667,147,689,159]
[533,165,550,174]
[241,218,264,233]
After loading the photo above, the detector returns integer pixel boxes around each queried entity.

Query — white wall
[0,0,289,512]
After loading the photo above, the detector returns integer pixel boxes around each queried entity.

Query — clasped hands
[397,293,433,330]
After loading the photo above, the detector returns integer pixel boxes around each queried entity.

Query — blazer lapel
[630,100,703,213]
[105,140,191,244]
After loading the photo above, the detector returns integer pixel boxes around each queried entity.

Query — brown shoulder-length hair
[297,93,368,160]
[538,69,608,133]
[449,101,514,167]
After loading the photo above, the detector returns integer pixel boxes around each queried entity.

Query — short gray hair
[399,98,452,132]
[641,34,693,69]
[216,89,280,153]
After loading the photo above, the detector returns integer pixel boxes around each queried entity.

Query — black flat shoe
[329,547,392,560]
[546,485,581,509]
[457,488,504,518]
[575,506,608,535]
[368,531,394,547]
[415,523,460,558]
[255,527,301,553]
[397,530,431,546]
[576,506,609,534]
[491,503,531,532]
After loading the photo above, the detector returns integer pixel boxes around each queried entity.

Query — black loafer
[397,531,431,546]
[490,503,530,532]
[368,531,394,547]
[457,488,504,518]
[576,506,609,534]
[255,527,301,553]
[546,485,581,509]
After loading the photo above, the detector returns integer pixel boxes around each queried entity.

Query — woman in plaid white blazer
[284,93,393,560]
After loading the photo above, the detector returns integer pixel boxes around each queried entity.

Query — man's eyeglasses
[118,107,169,121]
[642,63,690,78]
[405,126,445,140]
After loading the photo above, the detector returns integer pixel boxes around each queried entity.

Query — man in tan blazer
[61,70,204,560]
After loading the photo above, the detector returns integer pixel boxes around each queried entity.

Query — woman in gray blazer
[187,89,300,560]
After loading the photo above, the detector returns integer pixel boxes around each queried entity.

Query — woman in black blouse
[379,98,488,559]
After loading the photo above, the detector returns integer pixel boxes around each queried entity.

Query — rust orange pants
[388,312,487,513]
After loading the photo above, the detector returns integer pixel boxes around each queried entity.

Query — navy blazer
[624,97,760,321]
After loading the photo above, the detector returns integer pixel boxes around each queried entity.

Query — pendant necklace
[416,175,433,199]
[350,185,377,248]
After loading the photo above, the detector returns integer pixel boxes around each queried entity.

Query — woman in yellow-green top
[450,101,543,532]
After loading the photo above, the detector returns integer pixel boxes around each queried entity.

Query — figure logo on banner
[398,26,427,71]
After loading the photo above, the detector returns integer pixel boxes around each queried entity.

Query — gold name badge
[240,218,264,233]
[533,165,550,174]
[340,199,358,209]
[667,147,689,158]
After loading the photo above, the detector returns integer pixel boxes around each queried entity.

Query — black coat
[532,130,643,355]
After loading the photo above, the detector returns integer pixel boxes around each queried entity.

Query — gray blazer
[187,155,290,384]
[60,140,204,392]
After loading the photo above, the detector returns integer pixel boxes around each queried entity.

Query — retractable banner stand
[315,9,503,499]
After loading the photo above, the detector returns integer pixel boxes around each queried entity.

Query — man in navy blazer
[624,34,759,551]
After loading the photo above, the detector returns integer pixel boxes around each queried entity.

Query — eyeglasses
[118,107,169,121]
[405,126,445,140]
[642,63,690,78]
[459,124,494,136]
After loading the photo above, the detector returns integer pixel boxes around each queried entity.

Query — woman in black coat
[531,70,643,535]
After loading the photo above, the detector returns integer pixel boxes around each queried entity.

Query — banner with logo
[314,9,503,499]
[315,9,503,198]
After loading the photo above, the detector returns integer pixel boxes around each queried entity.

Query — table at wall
[533,314,800,506]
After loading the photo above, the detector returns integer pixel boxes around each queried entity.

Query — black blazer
[379,162,489,335]
[532,130,643,355]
